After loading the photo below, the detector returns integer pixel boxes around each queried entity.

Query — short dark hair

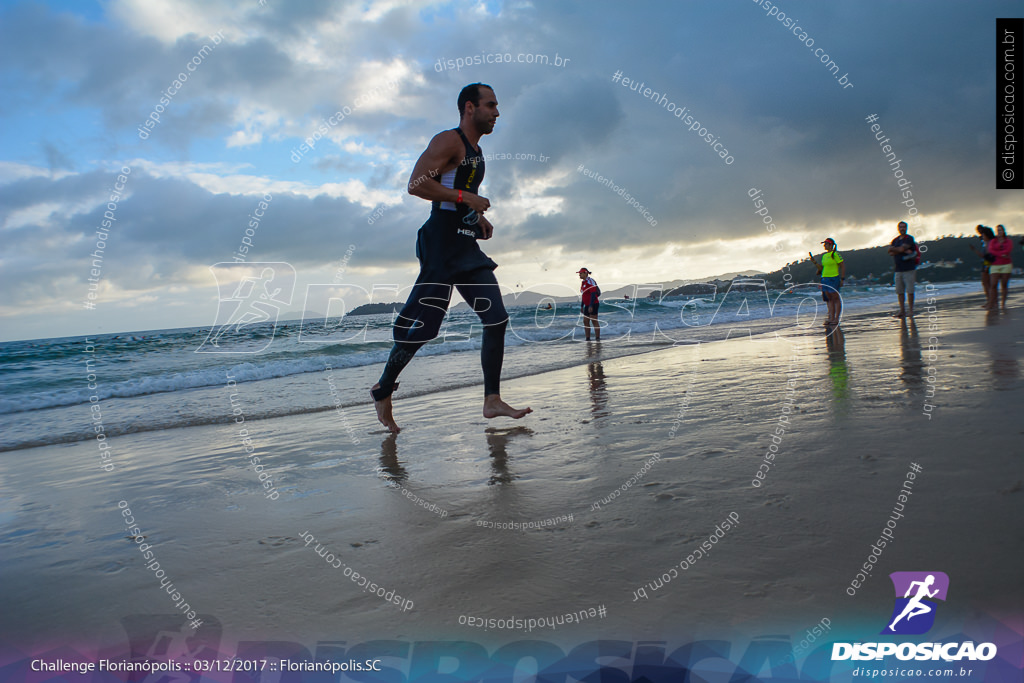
[979,225,995,240]
[458,83,493,116]
[898,221,908,229]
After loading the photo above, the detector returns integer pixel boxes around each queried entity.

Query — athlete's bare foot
[371,383,401,434]
[483,394,532,420]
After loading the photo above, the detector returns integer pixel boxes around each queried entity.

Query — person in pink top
[578,268,601,341]
[986,224,1014,310]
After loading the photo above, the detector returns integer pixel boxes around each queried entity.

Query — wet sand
[0,292,1021,662]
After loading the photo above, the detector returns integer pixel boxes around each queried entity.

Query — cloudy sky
[2,0,1021,341]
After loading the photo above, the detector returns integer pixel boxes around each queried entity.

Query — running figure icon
[208,267,282,346]
[888,574,939,631]
[197,262,296,354]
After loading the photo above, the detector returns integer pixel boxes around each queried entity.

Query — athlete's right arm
[407,132,490,213]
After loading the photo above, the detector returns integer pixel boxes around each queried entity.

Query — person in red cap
[578,268,601,341]
[809,238,845,327]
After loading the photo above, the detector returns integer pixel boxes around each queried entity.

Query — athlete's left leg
[372,279,453,433]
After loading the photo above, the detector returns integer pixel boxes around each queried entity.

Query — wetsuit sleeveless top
[416,128,497,278]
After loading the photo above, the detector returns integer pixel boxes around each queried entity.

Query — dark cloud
[3,0,1024,338]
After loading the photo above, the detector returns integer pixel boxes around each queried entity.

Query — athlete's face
[471,88,499,134]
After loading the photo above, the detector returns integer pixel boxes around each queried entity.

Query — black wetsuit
[373,128,508,400]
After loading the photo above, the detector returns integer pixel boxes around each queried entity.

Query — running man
[578,267,600,341]
[887,221,918,318]
[888,574,939,631]
[370,83,531,434]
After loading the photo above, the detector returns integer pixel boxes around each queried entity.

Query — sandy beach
[8,3,1024,680]
[1,290,1021,682]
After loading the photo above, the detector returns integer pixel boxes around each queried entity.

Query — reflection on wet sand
[486,426,534,485]
[982,309,1022,388]
[825,326,849,409]
[900,318,923,388]
[377,432,408,483]
[587,361,608,422]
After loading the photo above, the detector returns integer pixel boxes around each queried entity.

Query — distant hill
[761,235,1008,286]
[329,238,1008,318]
[348,302,403,316]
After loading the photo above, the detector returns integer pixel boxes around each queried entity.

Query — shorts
[894,270,916,295]
[989,264,1012,275]
[581,302,599,316]
[820,276,841,301]
[393,267,508,345]
[416,210,497,280]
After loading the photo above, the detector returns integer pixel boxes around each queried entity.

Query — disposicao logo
[832,571,997,662]
[882,571,948,635]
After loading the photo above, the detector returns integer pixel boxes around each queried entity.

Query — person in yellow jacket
[809,238,846,327]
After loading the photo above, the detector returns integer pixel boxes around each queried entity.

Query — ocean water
[0,281,977,452]
[0,278,1019,667]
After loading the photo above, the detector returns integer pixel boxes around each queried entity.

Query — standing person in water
[578,268,601,341]
[809,238,845,327]
[986,224,1014,310]
[370,83,531,434]
[887,220,918,318]
[968,225,995,305]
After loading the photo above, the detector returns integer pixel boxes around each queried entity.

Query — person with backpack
[578,268,601,341]
[887,220,918,318]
